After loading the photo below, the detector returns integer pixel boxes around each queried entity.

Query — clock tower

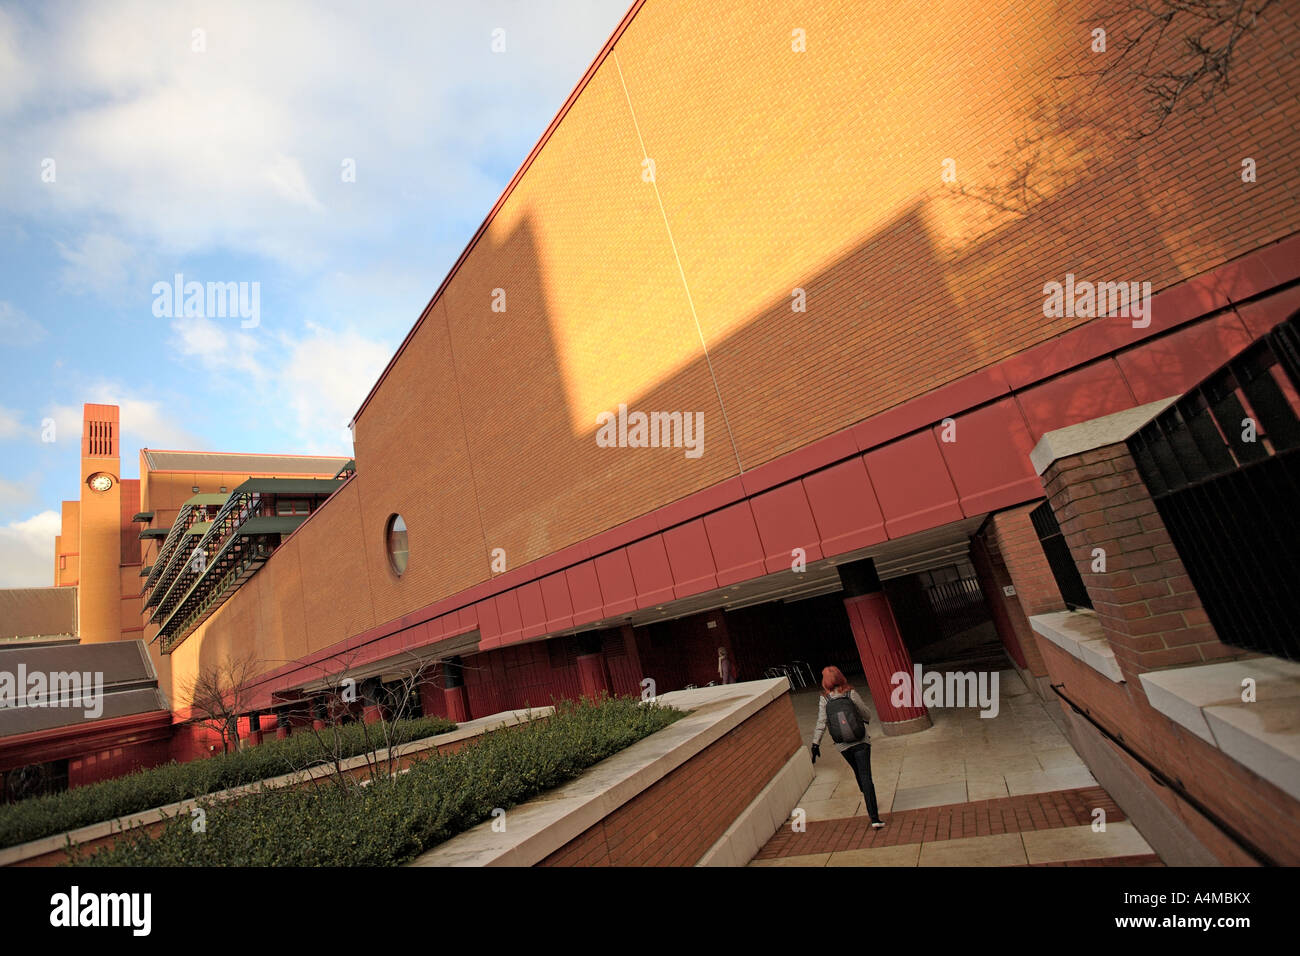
[78,404,122,644]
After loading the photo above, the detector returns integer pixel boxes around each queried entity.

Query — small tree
[296,652,449,792]
[182,651,260,754]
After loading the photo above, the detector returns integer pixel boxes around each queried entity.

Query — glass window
[386,514,408,575]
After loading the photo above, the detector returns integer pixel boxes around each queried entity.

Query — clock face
[88,474,113,493]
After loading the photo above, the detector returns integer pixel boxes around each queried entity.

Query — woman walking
[717,646,737,684]
[811,665,885,828]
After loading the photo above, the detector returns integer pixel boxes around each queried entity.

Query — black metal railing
[1127,309,1300,662]
[924,576,990,638]
[1029,499,1094,611]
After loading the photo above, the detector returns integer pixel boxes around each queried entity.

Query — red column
[418,672,445,719]
[443,686,470,722]
[839,560,931,735]
[576,653,611,699]
[246,713,263,747]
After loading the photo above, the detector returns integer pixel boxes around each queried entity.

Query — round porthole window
[386,514,408,575]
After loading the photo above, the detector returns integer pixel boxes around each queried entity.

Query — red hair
[821,666,851,695]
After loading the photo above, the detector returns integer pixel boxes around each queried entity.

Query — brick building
[8,0,1300,862]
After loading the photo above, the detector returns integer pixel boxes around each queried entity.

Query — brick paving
[1023,854,1164,867]
[754,785,1123,860]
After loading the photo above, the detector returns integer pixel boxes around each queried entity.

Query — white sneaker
[871,820,886,829]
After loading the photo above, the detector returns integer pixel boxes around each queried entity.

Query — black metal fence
[1029,499,1094,610]
[1127,309,1300,662]
[924,576,991,638]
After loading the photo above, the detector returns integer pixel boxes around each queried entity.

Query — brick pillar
[971,511,1053,679]
[1040,442,1246,682]
[275,712,291,739]
[969,532,1028,670]
[838,558,931,735]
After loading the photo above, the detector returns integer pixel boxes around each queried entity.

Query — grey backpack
[826,694,865,744]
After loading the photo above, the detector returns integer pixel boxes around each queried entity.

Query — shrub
[0,715,454,850]
[71,696,684,866]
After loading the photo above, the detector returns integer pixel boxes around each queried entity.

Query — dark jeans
[841,742,882,823]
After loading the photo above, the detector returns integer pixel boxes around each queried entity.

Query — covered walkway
[752,670,1160,866]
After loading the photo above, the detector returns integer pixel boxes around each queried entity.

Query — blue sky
[0,0,632,586]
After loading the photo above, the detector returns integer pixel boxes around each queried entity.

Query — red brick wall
[1038,638,1299,864]
[539,693,801,866]
[1041,442,1249,680]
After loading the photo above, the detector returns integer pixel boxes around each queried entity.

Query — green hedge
[72,696,684,866]
[0,715,454,850]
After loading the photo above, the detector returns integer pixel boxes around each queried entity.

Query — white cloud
[56,232,137,297]
[0,477,34,509]
[44,404,84,448]
[277,323,393,452]
[0,406,25,440]
[0,510,60,588]
[169,316,263,375]
[0,0,632,268]
[48,386,203,454]
[0,300,45,346]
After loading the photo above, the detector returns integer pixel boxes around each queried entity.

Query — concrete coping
[0,706,549,867]
[1139,658,1300,803]
[1030,610,1124,683]
[408,677,792,867]
[1029,397,1180,476]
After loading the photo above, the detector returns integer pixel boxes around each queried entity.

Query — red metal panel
[1116,311,1255,404]
[1236,284,1300,339]
[702,501,766,587]
[515,580,547,639]
[540,571,575,631]
[801,457,887,557]
[564,560,604,627]
[662,518,718,598]
[594,548,638,617]
[1015,359,1137,440]
[474,598,501,649]
[863,432,963,539]
[626,536,677,609]
[398,621,429,651]
[750,481,824,573]
[934,397,1041,517]
[494,590,523,645]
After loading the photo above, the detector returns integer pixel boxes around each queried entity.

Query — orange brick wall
[538,694,801,866]
[170,0,1300,696]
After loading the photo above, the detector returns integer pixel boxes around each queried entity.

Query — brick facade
[1041,442,1248,681]
[539,693,801,866]
[162,0,1300,707]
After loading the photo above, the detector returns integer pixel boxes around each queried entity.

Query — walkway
[752,668,1160,866]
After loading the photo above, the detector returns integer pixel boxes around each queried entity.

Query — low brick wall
[540,692,800,866]
[410,678,810,868]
